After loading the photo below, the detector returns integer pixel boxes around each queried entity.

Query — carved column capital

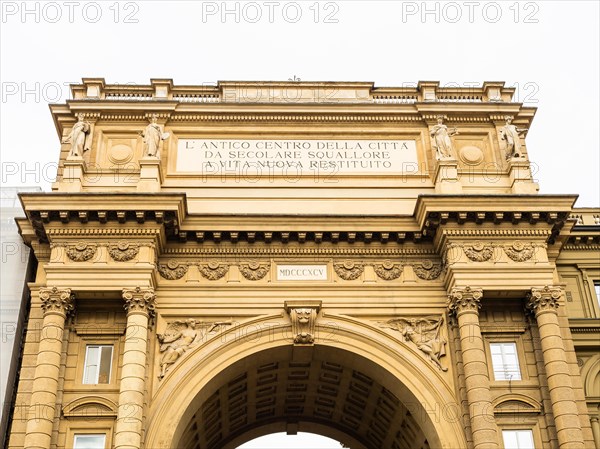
[526,286,562,317]
[284,300,321,345]
[447,286,483,316]
[39,286,75,317]
[122,287,156,318]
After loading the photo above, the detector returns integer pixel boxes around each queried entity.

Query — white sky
[1,1,598,447]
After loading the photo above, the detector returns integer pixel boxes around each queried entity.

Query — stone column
[526,286,585,449]
[448,286,500,449]
[23,287,75,449]
[113,287,156,449]
[590,415,600,449]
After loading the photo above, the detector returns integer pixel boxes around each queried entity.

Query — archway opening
[174,345,439,449]
[238,432,341,448]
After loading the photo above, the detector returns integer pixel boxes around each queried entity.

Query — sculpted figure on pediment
[141,114,170,157]
[63,113,92,157]
[431,115,458,160]
[500,116,528,160]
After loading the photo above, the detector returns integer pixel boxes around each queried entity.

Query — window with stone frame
[502,429,535,449]
[73,434,106,449]
[490,342,522,381]
[82,345,113,384]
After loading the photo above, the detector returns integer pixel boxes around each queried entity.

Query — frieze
[333,260,364,280]
[66,242,97,262]
[158,260,189,280]
[445,241,545,263]
[198,261,230,280]
[373,260,403,280]
[239,260,270,281]
[108,241,140,262]
[157,318,232,379]
[378,316,447,371]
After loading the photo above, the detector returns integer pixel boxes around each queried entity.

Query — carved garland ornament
[66,242,97,262]
[463,242,494,262]
[503,241,535,262]
[378,316,447,371]
[413,260,443,280]
[373,260,403,280]
[108,241,140,262]
[198,261,229,280]
[333,260,364,280]
[239,260,270,281]
[157,260,188,280]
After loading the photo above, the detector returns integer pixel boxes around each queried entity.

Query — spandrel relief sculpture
[500,115,528,160]
[157,318,232,378]
[430,115,458,160]
[141,114,170,157]
[379,316,447,371]
[62,113,92,158]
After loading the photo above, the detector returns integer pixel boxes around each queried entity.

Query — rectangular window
[490,342,522,381]
[594,281,600,306]
[73,434,106,449]
[83,345,113,384]
[502,429,535,449]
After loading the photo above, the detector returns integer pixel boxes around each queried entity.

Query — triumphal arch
[7,79,600,449]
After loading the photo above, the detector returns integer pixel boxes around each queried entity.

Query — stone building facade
[5,79,600,449]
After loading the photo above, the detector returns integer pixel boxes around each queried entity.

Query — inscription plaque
[277,265,328,281]
[176,139,418,176]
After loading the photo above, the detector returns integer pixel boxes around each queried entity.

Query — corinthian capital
[39,287,75,317]
[526,286,562,317]
[122,287,156,317]
[447,286,483,316]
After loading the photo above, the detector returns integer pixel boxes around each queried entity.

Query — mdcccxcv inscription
[176,139,419,176]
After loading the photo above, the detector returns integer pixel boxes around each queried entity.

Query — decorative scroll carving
[503,241,534,262]
[157,318,232,378]
[526,286,562,316]
[66,242,97,262]
[378,316,447,371]
[239,260,270,281]
[333,260,364,280]
[413,260,443,280]
[463,242,494,262]
[373,260,403,280]
[447,286,483,315]
[285,301,321,345]
[198,261,229,280]
[108,241,139,262]
[122,287,156,317]
[158,260,188,280]
[39,287,75,317]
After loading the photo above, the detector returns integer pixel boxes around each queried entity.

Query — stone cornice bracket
[122,287,156,319]
[39,286,75,318]
[447,286,483,317]
[284,300,322,345]
[526,286,562,318]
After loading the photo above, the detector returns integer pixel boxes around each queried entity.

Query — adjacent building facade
[5,79,600,449]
